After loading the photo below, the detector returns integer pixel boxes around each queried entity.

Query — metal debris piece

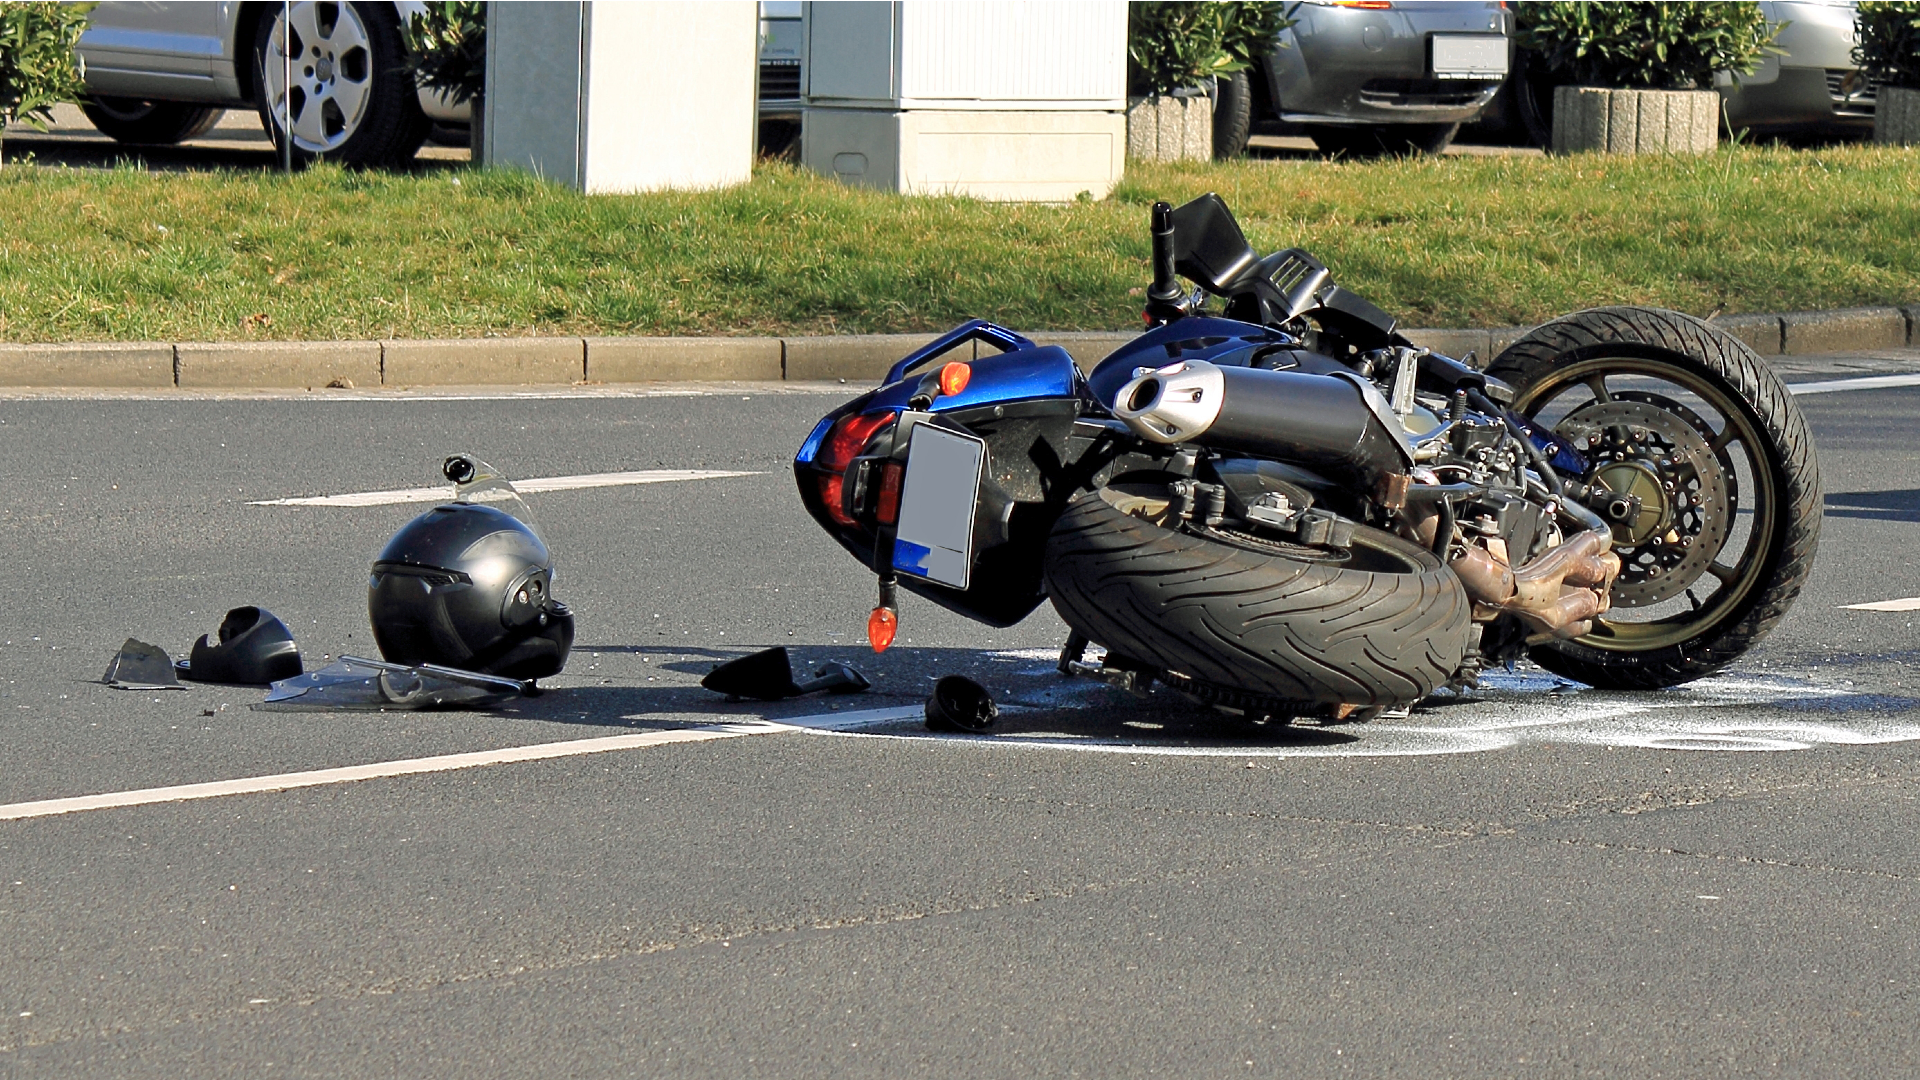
[103,639,186,691]
[256,656,528,711]
[925,675,998,732]
[701,647,871,701]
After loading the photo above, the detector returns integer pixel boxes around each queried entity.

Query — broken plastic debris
[700,646,871,701]
[924,675,997,732]
[256,656,529,711]
[103,639,186,691]
[176,606,303,686]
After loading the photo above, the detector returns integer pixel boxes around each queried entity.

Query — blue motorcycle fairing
[795,334,1089,469]
[1085,316,1295,409]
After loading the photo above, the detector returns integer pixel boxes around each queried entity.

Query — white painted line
[1787,372,1920,396]
[249,469,759,507]
[0,724,777,822]
[1842,596,1920,612]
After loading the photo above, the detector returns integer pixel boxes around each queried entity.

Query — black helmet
[368,501,574,680]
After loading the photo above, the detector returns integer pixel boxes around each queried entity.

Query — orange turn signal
[867,606,898,652]
[938,361,971,399]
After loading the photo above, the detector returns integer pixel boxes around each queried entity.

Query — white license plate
[890,424,985,590]
[1431,34,1508,80]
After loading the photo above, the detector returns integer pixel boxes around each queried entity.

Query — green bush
[1515,1,1780,90]
[0,1,91,131]
[1127,2,1293,97]
[1855,1,1920,90]
[402,0,485,106]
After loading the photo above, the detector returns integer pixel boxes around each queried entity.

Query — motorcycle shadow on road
[514,644,1364,750]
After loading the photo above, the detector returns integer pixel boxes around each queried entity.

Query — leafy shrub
[1128,2,1294,97]
[403,0,485,106]
[1855,1,1920,90]
[1515,1,1780,91]
[0,1,91,131]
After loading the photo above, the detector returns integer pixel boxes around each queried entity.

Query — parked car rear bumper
[1266,2,1508,126]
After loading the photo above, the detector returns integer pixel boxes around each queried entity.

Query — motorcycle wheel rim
[1510,355,1777,654]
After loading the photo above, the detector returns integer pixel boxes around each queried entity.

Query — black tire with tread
[1485,306,1821,689]
[251,2,430,168]
[1212,72,1253,159]
[82,99,224,145]
[1043,488,1471,709]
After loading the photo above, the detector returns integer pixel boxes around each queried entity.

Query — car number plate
[890,424,985,590]
[1431,34,1508,80]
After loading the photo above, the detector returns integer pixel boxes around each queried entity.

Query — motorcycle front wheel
[1485,306,1822,690]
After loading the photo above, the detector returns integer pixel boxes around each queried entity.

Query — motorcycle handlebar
[1147,201,1182,305]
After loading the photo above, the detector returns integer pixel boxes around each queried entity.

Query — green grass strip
[0,145,1916,343]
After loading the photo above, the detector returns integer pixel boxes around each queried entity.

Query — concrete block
[1399,329,1492,366]
[1023,331,1135,372]
[783,334,940,383]
[382,338,584,385]
[1707,312,1784,356]
[803,108,1128,202]
[1552,86,1717,155]
[1875,85,1920,146]
[586,337,782,382]
[1781,307,1908,355]
[176,341,380,389]
[1125,93,1212,162]
[0,342,173,387]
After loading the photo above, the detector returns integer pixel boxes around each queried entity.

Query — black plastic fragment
[176,606,304,686]
[925,675,997,732]
[103,639,185,690]
[702,647,872,701]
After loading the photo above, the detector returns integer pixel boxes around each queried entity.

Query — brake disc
[1556,399,1730,608]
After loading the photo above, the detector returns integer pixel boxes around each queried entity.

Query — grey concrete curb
[0,306,1911,388]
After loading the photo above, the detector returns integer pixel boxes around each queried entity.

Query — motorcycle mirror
[701,646,802,700]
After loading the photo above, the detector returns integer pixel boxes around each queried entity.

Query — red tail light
[875,462,904,524]
[816,410,895,526]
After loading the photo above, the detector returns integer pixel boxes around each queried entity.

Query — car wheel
[1512,49,1564,149]
[252,1,430,168]
[1306,122,1458,158]
[1212,71,1253,159]
[81,99,225,145]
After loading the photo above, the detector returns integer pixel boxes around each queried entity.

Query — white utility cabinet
[802,1,1128,201]
[484,1,756,194]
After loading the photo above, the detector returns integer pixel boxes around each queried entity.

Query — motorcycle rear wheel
[1042,485,1470,710]
[1485,306,1822,690]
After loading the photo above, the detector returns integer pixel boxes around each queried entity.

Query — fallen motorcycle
[794,195,1820,722]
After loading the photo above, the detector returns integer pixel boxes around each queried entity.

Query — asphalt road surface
[3,351,1920,1078]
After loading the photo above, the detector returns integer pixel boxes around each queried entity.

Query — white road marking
[0,724,773,822]
[249,469,759,507]
[1842,597,1920,612]
[1787,372,1920,396]
[0,705,936,823]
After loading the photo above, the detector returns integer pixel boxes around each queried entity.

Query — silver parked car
[77,1,464,167]
[1493,0,1874,146]
[1217,0,1512,157]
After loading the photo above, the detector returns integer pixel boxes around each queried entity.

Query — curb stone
[0,305,1912,387]
[0,342,173,387]
[176,340,380,389]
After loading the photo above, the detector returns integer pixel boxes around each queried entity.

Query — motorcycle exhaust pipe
[1113,359,1415,483]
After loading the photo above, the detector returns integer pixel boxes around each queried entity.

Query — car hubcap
[264,1,373,153]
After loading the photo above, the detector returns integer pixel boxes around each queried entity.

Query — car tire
[1306,122,1458,158]
[1212,72,1253,159]
[1512,49,1564,149]
[252,1,430,168]
[81,99,225,145]
[1042,485,1471,710]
